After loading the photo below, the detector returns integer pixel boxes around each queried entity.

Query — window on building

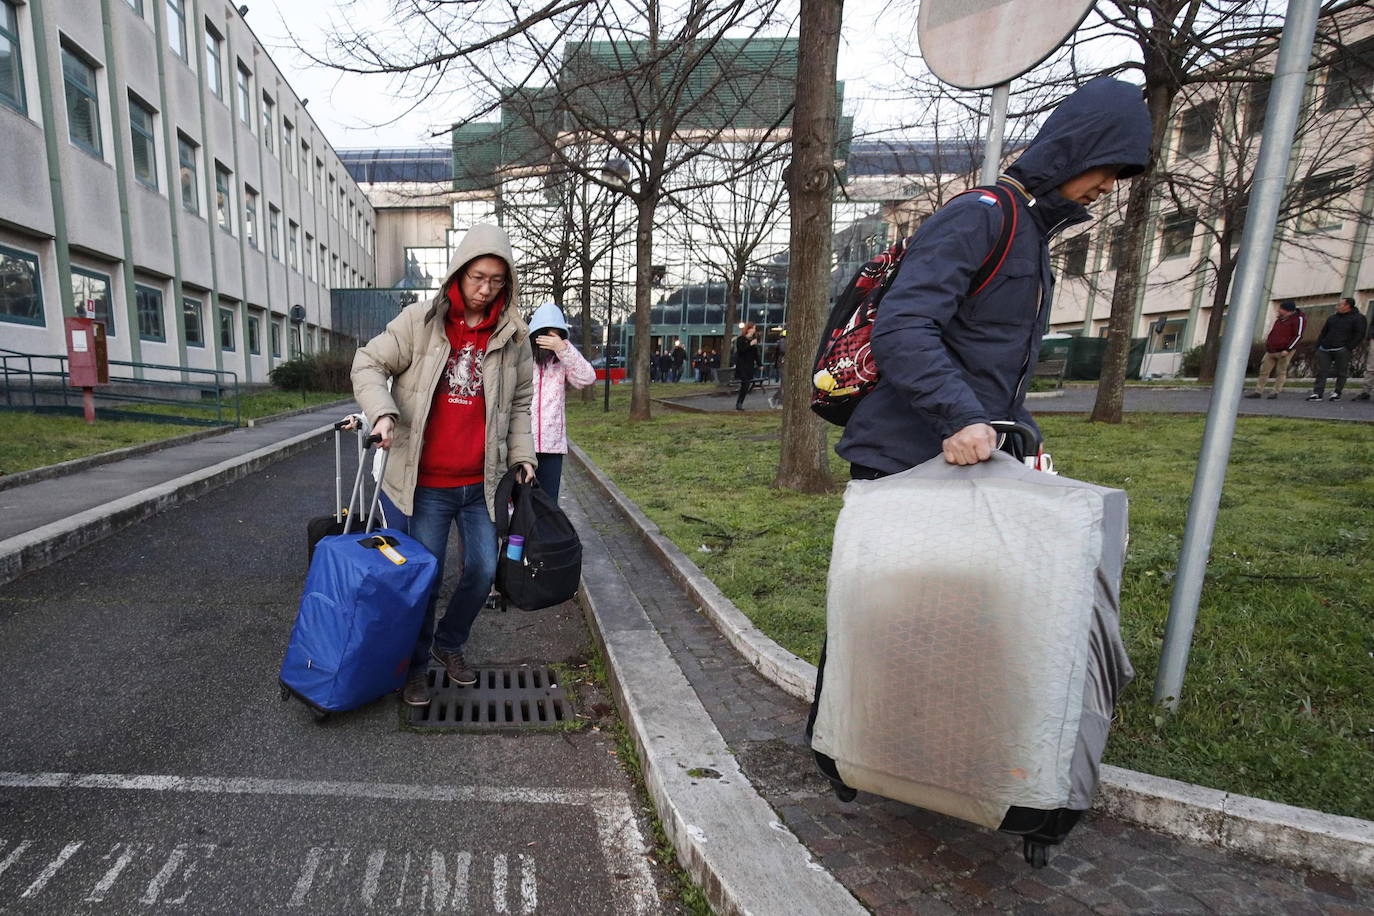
[125,0,143,13]
[204,23,223,99]
[1159,209,1197,260]
[327,173,336,216]
[128,94,158,188]
[1178,101,1216,157]
[135,283,165,341]
[177,132,198,214]
[330,253,338,287]
[183,296,203,346]
[165,0,186,61]
[270,317,282,357]
[247,311,260,354]
[235,62,250,124]
[288,220,299,270]
[1246,79,1270,136]
[315,159,324,198]
[1323,36,1374,112]
[0,244,42,325]
[0,1,27,115]
[219,306,235,351]
[1061,234,1090,277]
[214,163,233,232]
[1228,194,1249,247]
[1107,225,1128,270]
[244,186,258,248]
[300,141,310,188]
[62,44,102,157]
[261,92,274,152]
[1296,166,1356,233]
[282,119,294,171]
[268,204,280,259]
[347,200,355,238]
[71,267,114,335]
[318,243,326,283]
[290,322,302,358]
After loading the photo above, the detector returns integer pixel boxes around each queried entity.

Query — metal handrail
[0,347,241,426]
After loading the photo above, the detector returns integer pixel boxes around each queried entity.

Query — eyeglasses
[464,272,506,291]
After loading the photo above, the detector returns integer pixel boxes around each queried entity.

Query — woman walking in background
[528,303,596,500]
[734,322,760,410]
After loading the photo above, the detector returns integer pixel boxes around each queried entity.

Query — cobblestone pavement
[661,384,1374,423]
[565,459,1374,915]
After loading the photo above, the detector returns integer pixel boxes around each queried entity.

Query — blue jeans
[406,483,497,672]
[534,452,564,502]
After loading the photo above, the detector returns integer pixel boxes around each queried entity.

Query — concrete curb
[564,490,864,916]
[567,443,1374,886]
[244,397,355,426]
[0,424,235,493]
[0,423,332,587]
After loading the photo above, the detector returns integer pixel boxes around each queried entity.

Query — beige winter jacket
[351,224,536,520]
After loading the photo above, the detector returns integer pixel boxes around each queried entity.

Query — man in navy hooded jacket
[838,78,1152,475]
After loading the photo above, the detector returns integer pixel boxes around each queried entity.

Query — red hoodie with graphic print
[417,283,502,488]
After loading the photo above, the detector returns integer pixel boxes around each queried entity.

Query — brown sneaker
[431,646,478,686]
[402,669,431,706]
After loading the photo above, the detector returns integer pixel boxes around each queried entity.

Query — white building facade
[0,0,376,385]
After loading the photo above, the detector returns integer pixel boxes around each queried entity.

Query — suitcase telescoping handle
[989,420,1041,463]
[330,418,354,523]
[342,433,387,535]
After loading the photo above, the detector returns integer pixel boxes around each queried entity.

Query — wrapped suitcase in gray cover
[808,451,1132,865]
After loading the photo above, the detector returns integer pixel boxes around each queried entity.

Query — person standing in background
[1247,300,1305,400]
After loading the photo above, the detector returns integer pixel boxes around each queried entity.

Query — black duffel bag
[493,469,582,611]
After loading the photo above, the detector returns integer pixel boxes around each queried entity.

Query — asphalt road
[0,442,665,914]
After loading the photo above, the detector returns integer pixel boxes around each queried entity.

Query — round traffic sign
[917,0,1095,90]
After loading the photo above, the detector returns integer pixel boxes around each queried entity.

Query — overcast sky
[248,0,913,151]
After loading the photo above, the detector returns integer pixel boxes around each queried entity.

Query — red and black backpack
[810,184,1019,426]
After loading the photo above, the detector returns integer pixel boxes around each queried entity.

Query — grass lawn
[568,383,1374,820]
[0,390,347,478]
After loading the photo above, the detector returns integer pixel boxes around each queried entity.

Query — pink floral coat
[532,345,596,454]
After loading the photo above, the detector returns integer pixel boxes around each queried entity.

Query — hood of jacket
[527,302,570,336]
[428,223,522,325]
[1005,77,1152,229]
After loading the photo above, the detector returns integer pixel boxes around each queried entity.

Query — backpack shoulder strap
[494,468,520,540]
[950,183,1018,297]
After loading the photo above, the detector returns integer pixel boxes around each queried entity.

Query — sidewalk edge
[568,442,1374,886]
[0,423,332,587]
[0,425,234,493]
[566,486,865,916]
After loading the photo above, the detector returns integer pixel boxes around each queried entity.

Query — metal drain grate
[408,665,574,728]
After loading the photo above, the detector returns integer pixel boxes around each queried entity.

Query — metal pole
[1154,0,1321,711]
[979,81,1011,186]
[603,205,614,412]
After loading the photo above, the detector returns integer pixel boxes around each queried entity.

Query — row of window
[0,2,374,254]
[1172,37,1372,160]
[0,241,314,357]
[1058,163,1356,277]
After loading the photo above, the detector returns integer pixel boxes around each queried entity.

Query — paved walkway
[563,457,1374,915]
[663,383,1374,422]
[0,433,671,914]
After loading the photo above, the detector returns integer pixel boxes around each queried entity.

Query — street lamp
[601,158,631,412]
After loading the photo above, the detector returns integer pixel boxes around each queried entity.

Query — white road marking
[519,853,537,914]
[361,848,386,905]
[163,844,216,906]
[85,842,150,902]
[0,840,33,879]
[20,841,81,897]
[492,853,508,914]
[393,850,412,908]
[0,771,661,913]
[418,850,469,911]
[287,846,324,907]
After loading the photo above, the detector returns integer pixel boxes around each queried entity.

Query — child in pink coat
[527,303,596,500]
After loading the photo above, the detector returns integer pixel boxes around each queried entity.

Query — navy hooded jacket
[837,78,1152,473]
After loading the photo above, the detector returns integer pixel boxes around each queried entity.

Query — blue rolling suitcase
[280,436,438,719]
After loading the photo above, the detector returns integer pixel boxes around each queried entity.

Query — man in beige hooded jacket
[352,224,536,706]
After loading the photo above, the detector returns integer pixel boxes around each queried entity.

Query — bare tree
[775,0,842,493]
[661,152,789,372]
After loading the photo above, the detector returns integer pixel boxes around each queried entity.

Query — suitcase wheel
[1023,838,1049,868]
[829,778,857,803]
[279,685,290,702]
[311,708,330,724]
